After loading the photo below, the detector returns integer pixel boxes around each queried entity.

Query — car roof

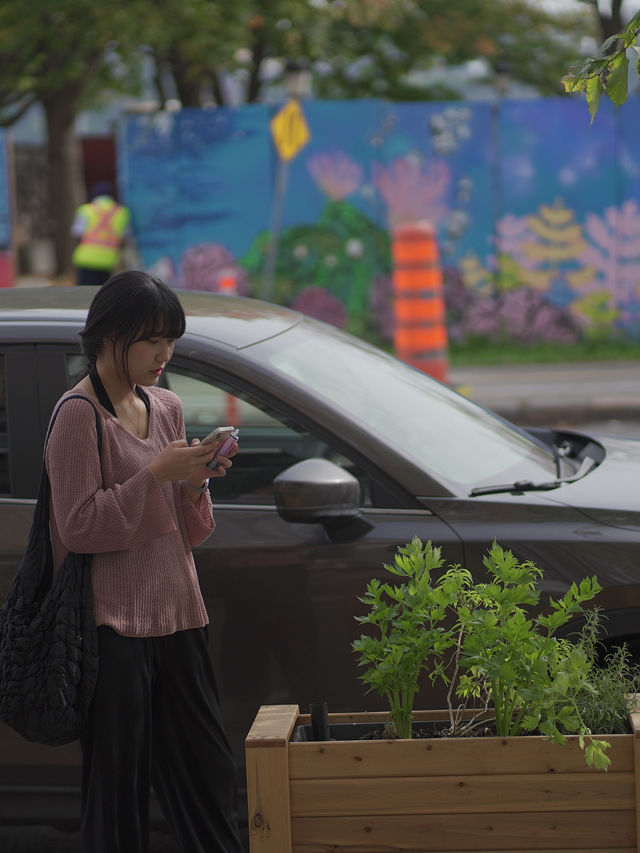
[0,287,302,349]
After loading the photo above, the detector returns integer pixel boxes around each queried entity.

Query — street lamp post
[260,60,312,302]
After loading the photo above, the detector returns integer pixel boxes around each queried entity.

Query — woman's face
[124,336,176,386]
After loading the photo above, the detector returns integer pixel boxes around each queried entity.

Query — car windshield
[252,321,557,490]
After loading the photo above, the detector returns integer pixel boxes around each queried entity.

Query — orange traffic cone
[391,221,449,383]
[225,393,240,426]
[218,269,238,294]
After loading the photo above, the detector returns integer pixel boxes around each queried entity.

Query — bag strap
[24,395,102,599]
[46,393,102,455]
[31,395,103,543]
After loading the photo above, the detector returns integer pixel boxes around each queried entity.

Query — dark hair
[79,270,186,381]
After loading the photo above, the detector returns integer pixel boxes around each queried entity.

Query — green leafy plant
[456,543,609,769]
[352,537,471,740]
[571,608,640,735]
[353,538,612,769]
[562,10,640,120]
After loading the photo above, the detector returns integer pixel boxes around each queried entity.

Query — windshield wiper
[469,456,597,497]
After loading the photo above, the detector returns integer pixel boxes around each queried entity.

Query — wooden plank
[246,704,299,748]
[246,707,297,853]
[290,772,634,817]
[294,847,635,853]
[296,708,492,726]
[246,745,293,853]
[289,733,633,779]
[291,809,636,851]
[633,705,640,853]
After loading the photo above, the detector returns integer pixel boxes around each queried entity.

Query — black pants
[81,626,243,853]
[75,266,113,286]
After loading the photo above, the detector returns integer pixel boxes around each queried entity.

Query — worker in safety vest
[71,182,131,286]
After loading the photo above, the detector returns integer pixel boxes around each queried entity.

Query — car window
[66,354,86,387]
[164,368,340,505]
[166,372,281,432]
[0,355,8,495]
[65,356,383,507]
[254,323,558,491]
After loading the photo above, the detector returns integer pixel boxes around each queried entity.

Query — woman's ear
[97,334,118,364]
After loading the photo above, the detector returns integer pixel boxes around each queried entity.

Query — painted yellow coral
[537,203,575,227]
[567,266,597,291]
[572,291,619,338]
[519,268,553,290]
[523,200,588,270]
[461,253,492,292]
[523,241,585,263]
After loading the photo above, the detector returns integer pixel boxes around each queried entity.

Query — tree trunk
[41,94,84,278]
[150,47,171,109]
[168,47,203,107]
[594,0,625,40]
[247,31,266,103]
[211,71,226,107]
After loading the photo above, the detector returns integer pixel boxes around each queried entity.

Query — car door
[160,360,465,768]
[0,343,83,824]
[1,342,464,813]
[0,345,42,601]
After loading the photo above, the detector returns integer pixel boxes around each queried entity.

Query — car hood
[546,434,640,529]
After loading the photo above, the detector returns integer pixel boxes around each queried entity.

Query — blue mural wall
[0,131,12,287]
[120,96,640,345]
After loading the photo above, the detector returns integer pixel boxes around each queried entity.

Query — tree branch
[0,93,38,127]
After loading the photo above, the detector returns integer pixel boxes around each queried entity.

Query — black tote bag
[0,395,101,745]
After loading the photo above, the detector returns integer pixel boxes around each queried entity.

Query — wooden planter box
[245,704,640,853]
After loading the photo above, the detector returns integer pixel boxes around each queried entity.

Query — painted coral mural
[120,95,640,356]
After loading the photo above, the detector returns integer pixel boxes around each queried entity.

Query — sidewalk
[449,361,640,426]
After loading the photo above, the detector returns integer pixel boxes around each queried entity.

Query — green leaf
[597,33,622,57]
[562,73,584,95]
[585,740,611,771]
[606,52,629,108]
[586,75,603,121]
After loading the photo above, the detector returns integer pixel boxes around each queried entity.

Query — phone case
[215,435,238,458]
[202,426,235,445]
[207,432,239,470]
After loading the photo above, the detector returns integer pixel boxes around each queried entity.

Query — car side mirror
[274,458,373,542]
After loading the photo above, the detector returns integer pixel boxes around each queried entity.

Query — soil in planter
[294,715,634,744]
[360,722,498,740]
[293,719,498,742]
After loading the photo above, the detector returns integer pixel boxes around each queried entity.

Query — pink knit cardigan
[45,387,213,638]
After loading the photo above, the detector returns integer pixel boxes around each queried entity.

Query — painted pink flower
[581,200,640,302]
[179,244,249,295]
[307,150,363,200]
[373,156,450,226]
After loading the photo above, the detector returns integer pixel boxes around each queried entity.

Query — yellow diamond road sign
[270,99,310,161]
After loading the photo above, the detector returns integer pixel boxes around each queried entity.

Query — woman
[45,271,243,853]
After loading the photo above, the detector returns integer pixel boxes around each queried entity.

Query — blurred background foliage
[0,0,630,275]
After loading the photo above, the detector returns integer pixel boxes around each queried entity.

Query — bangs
[79,271,186,377]
[136,301,186,342]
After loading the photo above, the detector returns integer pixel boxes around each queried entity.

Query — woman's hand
[148,438,237,487]
[206,440,237,479]
[148,439,217,485]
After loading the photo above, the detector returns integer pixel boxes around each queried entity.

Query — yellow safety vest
[72,198,130,270]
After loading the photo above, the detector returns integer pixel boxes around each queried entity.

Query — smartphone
[201,426,236,446]
[203,427,239,470]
